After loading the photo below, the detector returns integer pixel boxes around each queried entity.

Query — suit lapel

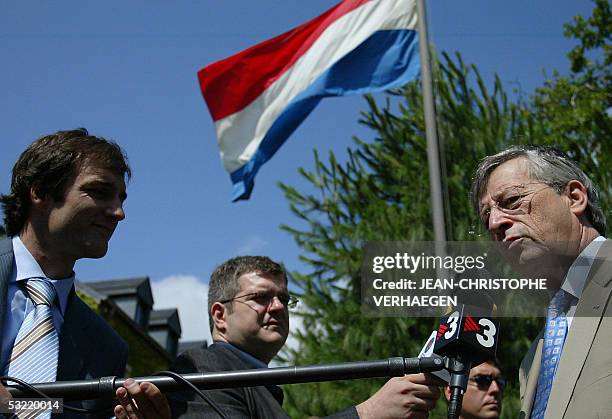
[57,291,92,380]
[545,240,612,419]
[520,332,543,418]
[0,239,15,349]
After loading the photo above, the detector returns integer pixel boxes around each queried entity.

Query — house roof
[149,308,182,335]
[87,276,154,306]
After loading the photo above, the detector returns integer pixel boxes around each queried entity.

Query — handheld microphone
[418,289,500,419]
[434,303,500,419]
[3,356,446,400]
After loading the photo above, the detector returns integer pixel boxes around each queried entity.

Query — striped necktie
[531,288,575,419]
[6,279,59,386]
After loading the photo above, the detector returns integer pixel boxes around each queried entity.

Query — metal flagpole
[416,0,447,243]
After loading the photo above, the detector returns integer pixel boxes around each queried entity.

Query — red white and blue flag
[199,0,420,200]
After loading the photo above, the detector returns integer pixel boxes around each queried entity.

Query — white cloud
[236,236,268,255]
[151,275,212,344]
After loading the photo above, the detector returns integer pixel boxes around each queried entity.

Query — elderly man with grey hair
[471,145,610,419]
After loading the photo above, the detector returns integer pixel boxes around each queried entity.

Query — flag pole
[416,0,447,243]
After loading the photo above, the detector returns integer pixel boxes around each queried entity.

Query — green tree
[527,0,611,224]
[279,3,609,418]
[279,52,540,418]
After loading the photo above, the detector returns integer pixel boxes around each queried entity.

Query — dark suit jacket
[518,239,612,418]
[168,344,358,419]
[0,238,128,418]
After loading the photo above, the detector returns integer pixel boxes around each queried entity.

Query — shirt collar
[211,341,284,406]
[561,236,606,300]
[12,236,45,281]
[11,236,75,316]
[212,341,268,369]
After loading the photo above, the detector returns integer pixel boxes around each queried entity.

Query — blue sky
[0,1,594,342]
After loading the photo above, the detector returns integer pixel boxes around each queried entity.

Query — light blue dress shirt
[1,236,74,372]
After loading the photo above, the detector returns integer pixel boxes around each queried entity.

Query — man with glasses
[471,145,610,418]
[115,255,444,418]
[166,256,297,418]
[444,361,504,419]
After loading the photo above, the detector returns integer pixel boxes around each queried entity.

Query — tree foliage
[528,0,611,220]
[278,2,609,418]
[279,52,537,418]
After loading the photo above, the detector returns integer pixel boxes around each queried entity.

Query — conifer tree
[279,53,539,418]
[279,3,609,416]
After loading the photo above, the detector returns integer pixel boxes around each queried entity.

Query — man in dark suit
[0,128,131,417]
[115,256,444,419]
[471,145,610,418]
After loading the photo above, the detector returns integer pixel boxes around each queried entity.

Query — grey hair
[471,145,606,235]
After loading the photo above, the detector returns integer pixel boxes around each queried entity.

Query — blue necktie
[6,279,59,419]
[531,288,575,419]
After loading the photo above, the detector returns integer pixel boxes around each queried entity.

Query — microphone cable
[154,371,229,419]
[1,373,230,419]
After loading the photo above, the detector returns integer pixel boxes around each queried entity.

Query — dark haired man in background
[116,255,444,419]
[168,256,300,417]
[0,128,131,417]
[472,145,610,418]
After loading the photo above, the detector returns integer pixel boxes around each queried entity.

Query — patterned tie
[6,279,59,418]
[531,288,575,419]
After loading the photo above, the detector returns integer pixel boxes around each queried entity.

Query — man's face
[223,272,290,363]
[478,158,580,274]
[41,163,127,263]
[459,362,503,419]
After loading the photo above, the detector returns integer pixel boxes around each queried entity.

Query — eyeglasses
[469,374,506,390]
[479,182,552,226]
[219,291,299,309]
